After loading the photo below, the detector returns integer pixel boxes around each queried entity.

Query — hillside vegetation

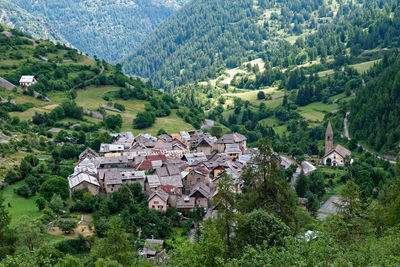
[0,24,197,135]
[3,0,188,62]
[122,0,400,92]
[350,52,400,154]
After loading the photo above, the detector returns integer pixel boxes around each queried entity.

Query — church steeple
[325,121,333,154]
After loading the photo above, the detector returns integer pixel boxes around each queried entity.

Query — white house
[19,76,37,88]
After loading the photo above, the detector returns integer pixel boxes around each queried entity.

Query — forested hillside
[350,52,400,154]
[3,0,188,62]
[0,0,67,44]
[122,0,400,91]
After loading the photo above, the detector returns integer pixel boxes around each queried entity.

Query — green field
[129,110,194,135]
[317,59,381,77]
[2,181,41,227]
[352,59,381,74]
[298,102,338,122]
[259,117,287,136]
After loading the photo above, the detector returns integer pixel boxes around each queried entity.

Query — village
[69,121,351,221]
[69,131,253,214]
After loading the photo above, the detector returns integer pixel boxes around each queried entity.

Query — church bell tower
[325,121,333,154]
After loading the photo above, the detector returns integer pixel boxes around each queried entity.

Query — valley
[1,0,400,265]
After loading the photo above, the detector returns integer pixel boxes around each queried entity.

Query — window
[152,205,155,208]
[158,205,164,209]
[154,201,159,204]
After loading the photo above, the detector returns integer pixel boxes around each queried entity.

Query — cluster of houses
[68,130,256,212]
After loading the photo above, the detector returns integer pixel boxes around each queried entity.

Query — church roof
[324,145,351,158]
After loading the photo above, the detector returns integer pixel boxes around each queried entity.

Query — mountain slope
[349,52,400,154]
[0,0,67,44]
[121,0,326,90]
[121,0,400,91]
[5,0,188,62]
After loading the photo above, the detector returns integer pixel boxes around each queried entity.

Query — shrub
[57,220,78,234]
[113,102,125,111]
[55,234,88,254]
[49,194,64,213]
[16,184,31,198]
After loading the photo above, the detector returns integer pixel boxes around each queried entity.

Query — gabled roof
[196,138,213,148]
[159,175,183,188]
[183,152,208,165]
[325,144,351,158]
[156,167,169,177]
[79,147,99,160]
[157,134,173,143]
[217,133,247,144]
[146,175,161,188]
[19,76,36,83]
[193,166,210,176]
[189,182,211,199]
[148,189,169,202]
[225,143,241,154]
[176,196,195,209]
[102,168,122,186]
[68,171,100,189]
[167,165,181,176]
[97,156,128,165]
[154,142,172,150]
[147,155,167,162]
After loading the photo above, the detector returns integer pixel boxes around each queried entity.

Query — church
[323,121,351,167]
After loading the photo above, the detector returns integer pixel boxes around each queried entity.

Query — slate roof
[183,152,208,165]
[148,189,169,202]
[156,167,169,177]
[159,175,183,188]
[157,134,173,143]
[79,147,99,160]
[167,165,181,176]
[154,142,173,150]
[217,133,247,144]
[176,196,195,209]
[68,171,100,189]
[97,156,128,165]
[102,168,122,186]
[146,175,161,188]
[325,144,351,158]
[225,143,242,154]
[189,182,211,199]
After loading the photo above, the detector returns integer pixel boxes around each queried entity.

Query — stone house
[144,175,161,194]
[176,196,195,211]
[182,167,210,194]
[217,133,247,153]
[194,138,215,155]
[68,171,100,196]
[189,182,211,208]
[148,189,169,212]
